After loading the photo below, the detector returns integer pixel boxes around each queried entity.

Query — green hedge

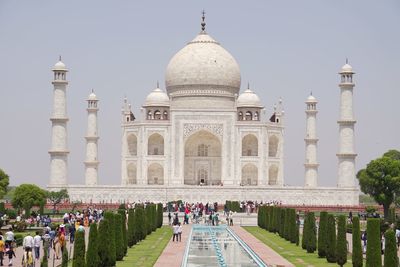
[384,229,399,267]
[352,217,362,267]
[326,214,336,263]
[72,230,85,267]
[225,201,240,212]
[336,215,347,267]
[317,211,328,257]
[86,222,99,267]
[366,218,382,267]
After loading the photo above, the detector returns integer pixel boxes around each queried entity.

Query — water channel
[182,225,267,267]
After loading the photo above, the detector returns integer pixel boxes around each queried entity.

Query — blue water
[182,225,267,267]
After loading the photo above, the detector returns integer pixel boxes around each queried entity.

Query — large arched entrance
[184,130,221,185]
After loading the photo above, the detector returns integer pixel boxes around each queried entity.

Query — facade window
[197,144,208,156]
[254,112,259,121]
[238,112,243,121]
[147,111,152,120]
[198,168,208,184]
[245,111,252,121]
[163,111,168,120]
[154,147,159,155]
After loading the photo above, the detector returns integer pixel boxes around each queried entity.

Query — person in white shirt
[33,231,42,260]
[178,223,182,242]
[172,224,179,242]
[23,233,34,252]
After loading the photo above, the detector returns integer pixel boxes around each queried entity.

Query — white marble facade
[48,17,360,205]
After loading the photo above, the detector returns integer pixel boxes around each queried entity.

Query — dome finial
[59,55,62,61]
[247,82,250,90]
[157,80,159,88]
[346,57,348,64]
[201,10,206,32]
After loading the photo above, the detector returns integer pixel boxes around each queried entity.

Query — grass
[116,226,172,267]
[243,226,355,267]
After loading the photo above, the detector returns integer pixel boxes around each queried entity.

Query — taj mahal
[47,15,359,205]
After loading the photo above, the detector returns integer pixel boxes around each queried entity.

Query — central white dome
[165,32,241,96]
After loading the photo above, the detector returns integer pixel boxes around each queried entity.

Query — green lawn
[243,226,354,267]
[116,226,172,267]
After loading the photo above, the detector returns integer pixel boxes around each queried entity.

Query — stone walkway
[153,224,192,267]
[230,226,294,267]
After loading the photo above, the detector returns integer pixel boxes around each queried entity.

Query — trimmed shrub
[366,218,382,267]
[326,214,336,263]
[98,219,113,267]
[157,203,163,228]
[115,213,125,261]
[384,229,398,267]
[279,208,285,237]
[295,222,300,246]
[305,212,316,253]
[284,208,290,240]
[352,217,362,267]
[289,209,297,243]
[118,209,128,255]
[72,230,85,267]
[104,212,116,265]
[336,215,347,267]
[317,211,328,257]
[61,246,68,267]
[86,222,99,267]
[127,209,135,247]
[302,212,308,250]
[388,207,396,224]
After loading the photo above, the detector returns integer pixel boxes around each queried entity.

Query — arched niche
[242,134,258,156]
[147,163,164,185]
[268,135,279,157]
[268,165,278,185]
[148,133,164,155]
[127,134,137,156]
[127,163,137,184]
[241,164,258,186]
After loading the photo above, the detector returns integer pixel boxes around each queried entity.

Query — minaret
[337,60,357,188]
[85,90,99,185]
[49,57,69,186]
[304,93,319,187]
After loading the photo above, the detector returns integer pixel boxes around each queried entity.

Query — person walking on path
[5,227,15,267]
[33,231,41,261]
[42,230,51,259]
[178,223,182,242]
[0,236,5,266]
[172,223,179,242]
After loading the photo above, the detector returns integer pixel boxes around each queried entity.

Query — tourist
[0,236,4,266]
[396,227,400,248]
[172,223,179,242]
[229,211,234,226]
[361,231,367,253]
[33,231,42,261]
[69,223,76,243]
[23,233,34,260]
[178,223,182,242]
[42,231,51,259]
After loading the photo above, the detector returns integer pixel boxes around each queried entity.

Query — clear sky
[0,1,399,188]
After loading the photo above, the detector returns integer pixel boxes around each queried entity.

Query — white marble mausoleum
[47,15,359,205]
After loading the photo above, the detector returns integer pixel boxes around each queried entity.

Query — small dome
[53,60,67,71]
[88,91,97,100]
[340,63,353,73]
[237,88,263,108]
[306,94,317,103]
[144,88,170,107]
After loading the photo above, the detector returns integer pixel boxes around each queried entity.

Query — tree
[302,212,308,250]
[326,214,336,263]
[11,184,47,216]
[157,203,163,228]
[86,222,99,267]
[383,149,400,161]
[336,215,347,267]
[366,218,382,267]
[73,230,85,267]
[115,213,125,261]
[0,169,9,199]
[384,229,399,267]
[97,219,113,267]
[289,209,297,243]
[104,212,116,265]
[47,189,69,212]
[305,212,316,253]
[127,209,135,247]
[357,153,400,219]
[118,209,128,255]
[352,217,363,267]
[317,211,328,257]
[61,247,69,267]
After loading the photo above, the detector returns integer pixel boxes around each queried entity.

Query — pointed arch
[268,164,278,185]
[242,134,258,156]
[148,133,164,155]
[268,135,279,157]
[127,162,137,184]
[241,164,258,186]
[147,163,164,185]
[127,134,137,156]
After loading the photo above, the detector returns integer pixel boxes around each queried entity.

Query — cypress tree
[127,209,135,247]
[157,203,163,228]
[86,222,99,267]
[366,218,382,267]
[290,209,297,243]
[98,219,113,267]
[284,208,290,240]
[302,212,309,250]
[115,213,125,261]
[305,212,316,253]
[318,211,328,257]
[72,230,86,267]
[352,217,363,267]
[336,215,347,267]
[61,247,69,267]
[388,207,396,224]
[295,221,300,246]
[135,205,146,241]
[279,208,285,237]
[268,206,273,232]
[384,229,399,267]
[118,209,128,256]
[271,207,277,233]
[104,212,116,265]
[257,206,263,228]
[326,214,336,263]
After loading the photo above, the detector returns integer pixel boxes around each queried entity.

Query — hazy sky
[0,1,399,188]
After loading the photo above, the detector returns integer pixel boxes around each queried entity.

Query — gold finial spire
[201,10,206,32]
[59,55,62,61]
[157,80,159,88]
[346,58,348,64]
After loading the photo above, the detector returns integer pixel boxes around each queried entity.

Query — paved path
[154,224,192,267]
[230,226,294,267]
